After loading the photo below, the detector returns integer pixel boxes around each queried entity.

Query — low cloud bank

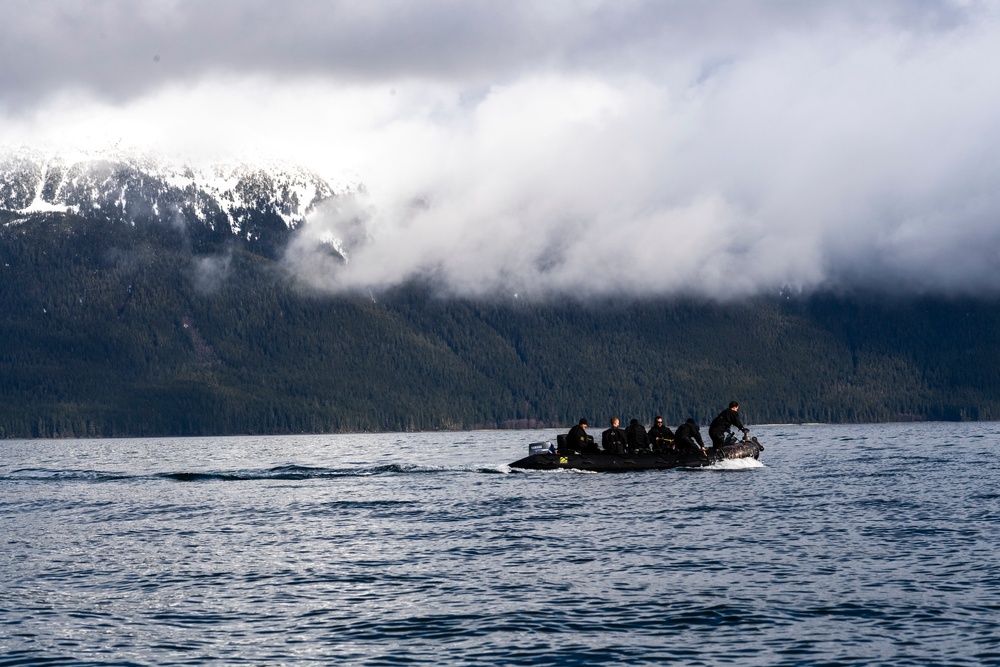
[288,27,1000,299]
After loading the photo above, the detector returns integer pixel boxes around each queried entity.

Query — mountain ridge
[0,147,360,258]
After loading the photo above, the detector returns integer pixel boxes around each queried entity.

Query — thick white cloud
[2,1,1000,297]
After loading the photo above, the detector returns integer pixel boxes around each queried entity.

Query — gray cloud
[3,0,1000,298]
[0,1,979,107]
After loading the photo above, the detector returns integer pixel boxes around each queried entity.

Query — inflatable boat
[509,433,764,472]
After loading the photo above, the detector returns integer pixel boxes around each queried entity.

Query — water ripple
[2,424,999,665]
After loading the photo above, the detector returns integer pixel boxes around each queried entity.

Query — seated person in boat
[648,416,674,452]
[674,418,707,455]
[709,401,749,448]
[602,417,628,455]
[625,418,650,453]
[563,418,597,453]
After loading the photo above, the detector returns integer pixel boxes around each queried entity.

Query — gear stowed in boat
[509,432,764,472]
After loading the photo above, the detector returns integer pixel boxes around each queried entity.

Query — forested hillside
[2,211,999,438]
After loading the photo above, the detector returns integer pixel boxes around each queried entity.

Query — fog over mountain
[2,1,999,298]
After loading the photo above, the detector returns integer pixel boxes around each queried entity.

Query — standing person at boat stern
[709,401,749,448]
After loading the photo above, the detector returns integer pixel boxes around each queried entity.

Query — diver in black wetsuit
[625,418,650,453]
[709,401,748,448]
[602,417,628,455]
[564,418,596,453]
[648,416,674,453]
[674,418,707,456]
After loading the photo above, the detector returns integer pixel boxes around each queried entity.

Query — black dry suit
[648,423,674,444]
[674,419,705,453]
[625,419,649,452]
[602,426,628,455]
[709,408,746,447]
[564,424,595,453]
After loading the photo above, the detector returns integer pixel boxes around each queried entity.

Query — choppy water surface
[2,423,999,665]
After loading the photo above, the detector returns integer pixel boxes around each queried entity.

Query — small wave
[0,468,132,482]
[2,463,527,484]
[0,653,79,667]
[463,465,515,475]
[702,458,765,471]
[157,462,516,482]
[158,463,439,482]
[513,466,599,474]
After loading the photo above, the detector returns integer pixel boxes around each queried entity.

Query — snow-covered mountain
[0,147,361,256]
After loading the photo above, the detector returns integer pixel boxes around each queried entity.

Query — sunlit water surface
[2,423,999,665]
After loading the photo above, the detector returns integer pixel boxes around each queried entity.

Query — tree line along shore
[2,213,998,438]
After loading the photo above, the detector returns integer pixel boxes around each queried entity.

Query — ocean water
[1,422,999,666]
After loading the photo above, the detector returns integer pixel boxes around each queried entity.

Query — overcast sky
[2,0,999,298]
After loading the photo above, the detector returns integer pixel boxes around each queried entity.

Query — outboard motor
[529,441,556,456]
[725,431,763,450]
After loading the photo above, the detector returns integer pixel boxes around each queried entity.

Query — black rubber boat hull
[510,440,763,472]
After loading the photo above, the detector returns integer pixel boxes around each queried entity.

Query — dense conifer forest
[1,211,999,438]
